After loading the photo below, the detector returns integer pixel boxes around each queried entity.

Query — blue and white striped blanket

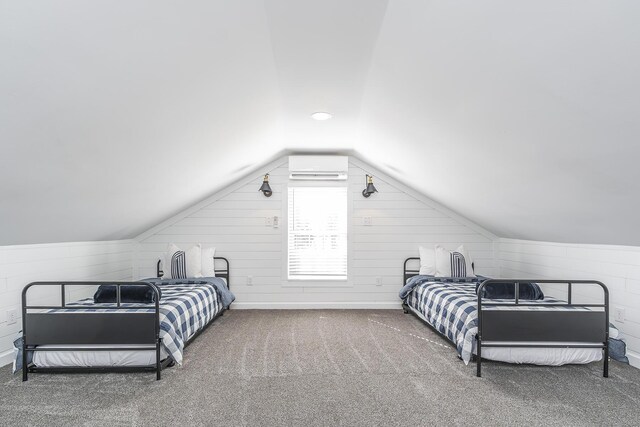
[401,276,583,364]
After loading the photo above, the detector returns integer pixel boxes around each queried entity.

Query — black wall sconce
[362,174,378,198]
[259,174,273,197]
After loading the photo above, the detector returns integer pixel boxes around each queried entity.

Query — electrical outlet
[375,277,383,287]
[247,276,253,286]
[7,308,18,325]
[265,217,273,226]
[614,307,626,323]
[363,216,372,226]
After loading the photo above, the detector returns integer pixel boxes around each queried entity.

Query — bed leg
[22,340,28,382]
[156,339,162,381]
[402,304,409,314]
[476,337,482,378]
[603,343,609,378]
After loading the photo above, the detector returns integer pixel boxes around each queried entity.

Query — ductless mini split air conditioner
[288,155,348,180]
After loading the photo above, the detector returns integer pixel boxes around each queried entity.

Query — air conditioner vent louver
[289,156,348,181]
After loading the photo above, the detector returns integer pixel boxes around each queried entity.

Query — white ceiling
[1,1,639,245]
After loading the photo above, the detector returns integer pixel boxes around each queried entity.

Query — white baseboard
[627,351,640,369]
[0,349,14,368]
[231,302,402,310]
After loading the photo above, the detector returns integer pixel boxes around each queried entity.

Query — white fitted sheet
[33,344,169,368]
[408,305,603,366]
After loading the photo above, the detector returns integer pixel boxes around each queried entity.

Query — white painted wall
[0,240,134,367]
[497,238,640,368]
[135,157,496,308]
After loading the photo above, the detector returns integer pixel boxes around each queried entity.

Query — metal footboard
[21,281,163,381]
[476,279,609,378]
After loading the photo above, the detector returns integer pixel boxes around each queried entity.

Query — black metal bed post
[476,336,482,377]
[153,283,161,380]
[21,284,29,382]
[603,283,610,378]
[476,279,486,378]
[402,258,419,315]
[215,257,230,286]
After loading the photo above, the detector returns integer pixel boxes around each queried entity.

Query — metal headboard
[403,257,420,284]
[156,257,230,289]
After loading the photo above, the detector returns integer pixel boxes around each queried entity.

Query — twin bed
[400,257,610,377]
[20,257,233,381]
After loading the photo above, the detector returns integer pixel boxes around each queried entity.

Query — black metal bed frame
[22,257,230,381]
[402,257,609,378]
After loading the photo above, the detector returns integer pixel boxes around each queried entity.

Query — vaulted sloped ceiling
[1,1,639,245]
[358,1,640,246]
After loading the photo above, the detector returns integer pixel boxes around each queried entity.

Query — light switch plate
[363,217,372,226]
[614,306,625,323]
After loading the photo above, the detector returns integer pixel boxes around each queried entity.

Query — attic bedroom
[2,1,640,425]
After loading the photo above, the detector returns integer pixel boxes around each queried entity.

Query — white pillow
[164,243,202,279]
[418,246,435,276]
[201,247,216,277]
[434,244,475,278]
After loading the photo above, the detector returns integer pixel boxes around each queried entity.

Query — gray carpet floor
[2,309,640,426]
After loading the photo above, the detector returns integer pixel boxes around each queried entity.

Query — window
[288,187,348,280]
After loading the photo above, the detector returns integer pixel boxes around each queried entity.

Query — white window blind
[288,187,348,280]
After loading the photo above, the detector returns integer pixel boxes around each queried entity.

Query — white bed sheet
[33,344,169,368]
[408,305,603,366]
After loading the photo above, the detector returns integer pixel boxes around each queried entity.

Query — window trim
[281,181,353,288]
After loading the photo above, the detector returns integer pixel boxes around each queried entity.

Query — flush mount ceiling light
[311,112,333,121]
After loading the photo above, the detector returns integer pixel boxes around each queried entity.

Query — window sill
[282,279,352,288]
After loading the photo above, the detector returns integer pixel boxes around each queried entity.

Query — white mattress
[481,343,602,366]
[408,305,603,366]
[33,345,169,368]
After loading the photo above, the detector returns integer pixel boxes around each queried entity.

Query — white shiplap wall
[497,238,640,368]
[0,240,134,367]
[135,157,496,308]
